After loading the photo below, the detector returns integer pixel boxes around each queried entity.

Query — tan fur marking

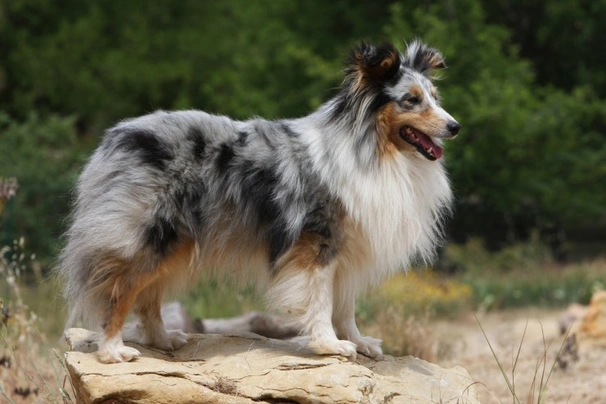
[350,51,366,94]
[276,232,333,273]
[352,50,399,93]
[398,108,447,138]
[376,103,415,157]
[133,282,163,322]
[103,240,195,338]
[427,53,445,70]
[104,271,159,338]
[375,51,398,78]
[157,240,195,276]
[410,85,423,99]
[376,103,449,157]
[376,103,401,156]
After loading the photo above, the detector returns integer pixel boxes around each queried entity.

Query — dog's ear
[346,42,401,86]
[403,40,446,78]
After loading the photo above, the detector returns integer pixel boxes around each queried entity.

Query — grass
[184,277,264,320]
[0,238,73,403]
[475,317,573,404]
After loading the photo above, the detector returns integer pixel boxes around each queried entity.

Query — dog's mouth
[400,126,443,160]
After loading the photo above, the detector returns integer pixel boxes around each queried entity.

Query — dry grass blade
[0,383,16,404]
[53,349,76,403]
[537,324,573,403]
[511,319,528,401]
[475,315,521,404]
[457,381,486,404]
[476,315,576,404]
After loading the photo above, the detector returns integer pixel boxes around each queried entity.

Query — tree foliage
[0,112,89,255]
[0,0,605,263]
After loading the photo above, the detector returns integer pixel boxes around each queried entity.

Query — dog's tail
[57,236,107,332]
[57,190,134,333]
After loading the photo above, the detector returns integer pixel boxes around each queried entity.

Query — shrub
[0,113,89,266]
[445,238,606,310]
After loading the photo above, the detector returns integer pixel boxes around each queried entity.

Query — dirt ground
[435,308,606,403]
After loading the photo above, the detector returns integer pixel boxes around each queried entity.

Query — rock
[554,291,606,370]
[64,328,480,404]
[577,290,606,347]
[558,302,587,335]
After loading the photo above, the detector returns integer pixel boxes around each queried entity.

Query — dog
[59,39,459,363]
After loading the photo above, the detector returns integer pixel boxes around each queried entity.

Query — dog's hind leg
[124,280,188,351]
[95,270,157,363]
[123,240,194,351]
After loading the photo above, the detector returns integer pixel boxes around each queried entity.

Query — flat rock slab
[64,328,479,404]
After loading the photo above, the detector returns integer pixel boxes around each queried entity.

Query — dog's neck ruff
[297,115,453,279]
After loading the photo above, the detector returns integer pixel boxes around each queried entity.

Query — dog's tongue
[418,132,443,159]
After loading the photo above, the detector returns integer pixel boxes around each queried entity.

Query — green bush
[445,234,552,274]
[465,265,605,310]
[0,112,90,265]
[446,239,606,310]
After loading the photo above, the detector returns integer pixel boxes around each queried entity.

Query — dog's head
[344,40,460,160]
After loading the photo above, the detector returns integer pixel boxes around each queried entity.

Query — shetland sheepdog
[59,40,459,363]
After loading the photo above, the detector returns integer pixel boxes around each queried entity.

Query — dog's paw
[97,344,141,363]
[122,323,147,345]
[123,324,188,351]
[352,336,383,358]
[309,339,358,359]
[153,329,188,351]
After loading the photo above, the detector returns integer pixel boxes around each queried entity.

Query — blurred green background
[1,0,605,268]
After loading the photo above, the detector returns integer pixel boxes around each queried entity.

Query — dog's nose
[447,121,461,136]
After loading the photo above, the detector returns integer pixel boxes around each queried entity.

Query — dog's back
[61,110,316,318]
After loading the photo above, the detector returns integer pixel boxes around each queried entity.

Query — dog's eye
[403,95,421,105]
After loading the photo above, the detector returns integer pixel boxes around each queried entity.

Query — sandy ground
[435,308,606,403]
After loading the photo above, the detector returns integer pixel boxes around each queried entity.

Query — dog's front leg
[303,263,359,358]
[268,261,357,358]
[332,274,383,358]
